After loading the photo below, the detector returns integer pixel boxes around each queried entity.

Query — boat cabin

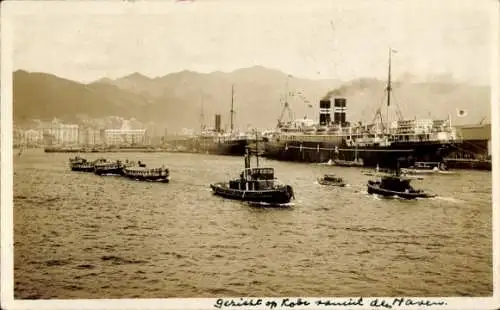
[229,167,276,191]
[413,162,439,169]
[380,176,416,192]
[323,174,343,183]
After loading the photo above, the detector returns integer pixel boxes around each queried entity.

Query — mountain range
[13,66,491,134]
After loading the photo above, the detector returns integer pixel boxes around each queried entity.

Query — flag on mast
[457,109,468,118]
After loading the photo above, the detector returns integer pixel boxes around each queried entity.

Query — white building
[104,129,146,146]
[44,120,79,145]
[13,128,43,146]
[79,128,104,146]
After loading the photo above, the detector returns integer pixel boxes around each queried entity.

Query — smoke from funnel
[321,78,381,101]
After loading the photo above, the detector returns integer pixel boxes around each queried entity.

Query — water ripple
[13,150,492,298]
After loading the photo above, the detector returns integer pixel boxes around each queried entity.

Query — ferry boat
[94,160,126,176]
[210,136,295,205]
[263,49,461,168]
[122,165,170,183]
[69,157,106,172]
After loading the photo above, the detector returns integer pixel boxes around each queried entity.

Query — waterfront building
[43,119,79,145]
[79,127,104,146]
[454,123,491,159]
[103,128,147,146]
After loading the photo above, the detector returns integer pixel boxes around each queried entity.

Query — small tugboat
[367,161,435,199]
[317,174,346,187]
[122,165,170,183]
[210,135,295,206]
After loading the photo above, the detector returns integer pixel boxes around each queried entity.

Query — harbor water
[14,150,492,298]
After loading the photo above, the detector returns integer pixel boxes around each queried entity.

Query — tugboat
[210,133,295,206]
[367,161,436,199]
[317,174,346,187]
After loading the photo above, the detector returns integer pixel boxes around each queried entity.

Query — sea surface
[13,149,492,299]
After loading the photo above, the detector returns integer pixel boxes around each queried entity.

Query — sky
[7,0,495,85]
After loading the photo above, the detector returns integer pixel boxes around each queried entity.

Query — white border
[1,1,499,310]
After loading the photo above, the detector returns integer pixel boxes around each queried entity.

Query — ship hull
[367,181,436,199]
[194,138,250,156]
[263,140,458,169]
[210,183,293,204]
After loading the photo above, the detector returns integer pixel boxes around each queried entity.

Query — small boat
[317,174,346,187]
[334,158,364,167]
[210,134,295,205]
[367,163,435,199]
[400,161,454,175]
[122,165,170,182]
[362,165,424,180]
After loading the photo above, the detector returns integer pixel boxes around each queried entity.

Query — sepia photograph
[1,0,498,309]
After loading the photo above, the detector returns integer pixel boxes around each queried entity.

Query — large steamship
[263,50,462,168]
[190,85,252,156]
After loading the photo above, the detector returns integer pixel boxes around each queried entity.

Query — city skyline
[9,0,494,85]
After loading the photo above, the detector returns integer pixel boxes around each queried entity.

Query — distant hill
[13,70,153,123]
[13,67,490,133]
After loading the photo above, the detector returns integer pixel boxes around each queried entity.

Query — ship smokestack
[333,98,347,125]
[319,99,331,126]
[215,114,221,132]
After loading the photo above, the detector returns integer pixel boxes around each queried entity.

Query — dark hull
[264,140,458,169]
[210,183,293,204]
[317,179,345,187]
[123,174,170,183]
[94,167,124,176]
[367,182,435,199]
[123,172,170,183]
[70,166,94,172]
[443,158,491,171]
[179,137,251,156]
[201,139,250,156]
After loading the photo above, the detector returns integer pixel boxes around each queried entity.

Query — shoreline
[16,147,492,171]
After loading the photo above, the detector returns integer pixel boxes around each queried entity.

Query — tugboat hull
[367,181,435,199]
[210,183,294,204]
[317,179,345,187]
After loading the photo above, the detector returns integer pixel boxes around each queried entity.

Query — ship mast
[277,75,294,128]
[386,48,392,133]
[255,130,259,168]
[230,84,235,133]
[199,91,205,134]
